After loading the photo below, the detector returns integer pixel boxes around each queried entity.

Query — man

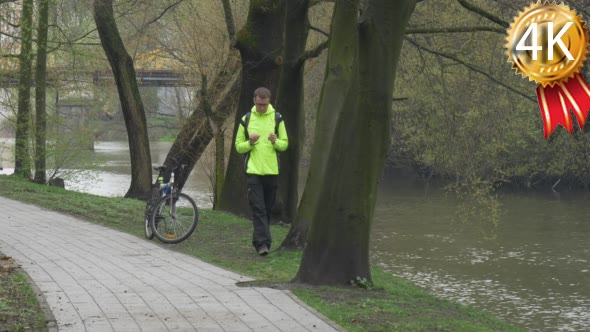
[235,87,288,256]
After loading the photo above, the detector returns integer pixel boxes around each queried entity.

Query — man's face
[254,96,270,113]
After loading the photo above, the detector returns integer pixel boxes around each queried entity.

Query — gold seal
[506,1,590,87]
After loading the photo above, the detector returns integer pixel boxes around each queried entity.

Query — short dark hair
[253,87,271,99]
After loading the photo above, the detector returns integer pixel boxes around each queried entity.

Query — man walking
[235,87,288,256]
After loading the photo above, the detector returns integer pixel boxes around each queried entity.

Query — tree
[295,0,416,285]
[155,0,241,192]
[158,58,240,190]
[13,0,34,178]
[277,0,330,247]
[274,0,320,226]
[135,0,241,195]
[94,0,152,199]
[217,0,287,217]
[33,0,50,184]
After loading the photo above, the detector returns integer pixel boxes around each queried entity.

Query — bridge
[0,69,195,88]
[0,49,196,88]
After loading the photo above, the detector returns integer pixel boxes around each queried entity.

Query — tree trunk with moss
[272,0,310,228]
[34,0,50,184]
[295,0,416,285]
[217,0,286,217]
[94,0,152,199]
[271,0,317,246]
[14,0,34,178]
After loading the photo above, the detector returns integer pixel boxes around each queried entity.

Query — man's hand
[268,133,277,144]
[249,133,260,145]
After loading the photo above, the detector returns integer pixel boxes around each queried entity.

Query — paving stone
[0,196,341,331]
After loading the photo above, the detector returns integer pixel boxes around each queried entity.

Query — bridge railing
[0,68,196,88]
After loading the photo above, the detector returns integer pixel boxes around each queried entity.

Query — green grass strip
[0,175,523,331]
[0,265,47,332]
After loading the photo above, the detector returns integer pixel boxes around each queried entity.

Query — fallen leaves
[1,264,15,272]
[0,255,17,273]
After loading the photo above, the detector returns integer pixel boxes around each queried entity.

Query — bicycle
[144,161,198,244]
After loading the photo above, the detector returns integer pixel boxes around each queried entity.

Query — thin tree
[295,0,416,285]
[156,55,240,190]
[94,0,152,199]
[14,0,34,178]
[155,0,240,192]
[33,0,50,184]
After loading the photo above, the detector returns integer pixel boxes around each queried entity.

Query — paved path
[0,196,340,332]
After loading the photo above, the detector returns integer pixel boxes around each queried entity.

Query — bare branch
[221,0,236,40]
[47,24,102,49]
[456,0,509,28]
[0,54,19,58]
[2,19,19,29]
[144,0,184,27]
[406,26,505,34]
[299,39,329,64]
[404,37,535,103]
[309,25,329,37]
[0,31,19,40]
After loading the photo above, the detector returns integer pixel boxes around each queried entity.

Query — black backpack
[240,111,283,140]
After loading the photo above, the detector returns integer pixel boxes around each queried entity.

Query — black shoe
[257,245,269,256]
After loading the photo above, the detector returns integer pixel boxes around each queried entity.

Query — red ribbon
[536,73,590,138]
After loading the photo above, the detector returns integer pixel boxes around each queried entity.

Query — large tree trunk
[295,0,416,285]
[34,0,49,184]
[217,0,286,217]
[14,0,34,178]
[94,0,152,199]
[273,0,309,226]
[282,1,355,251]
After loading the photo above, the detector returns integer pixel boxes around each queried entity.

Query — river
[1,139,588,331]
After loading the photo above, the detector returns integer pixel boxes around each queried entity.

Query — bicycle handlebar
[153,156,188,184]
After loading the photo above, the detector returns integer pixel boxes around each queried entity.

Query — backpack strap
[274,112,283,135]
[240,112,252,173]
[239,112,252,141]
[274,112,283,172]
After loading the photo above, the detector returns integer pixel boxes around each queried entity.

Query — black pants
[247,174,277,250]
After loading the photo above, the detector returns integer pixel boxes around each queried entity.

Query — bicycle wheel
[144,186,161,240]
[144,203,155,240]
[150,192,198,244]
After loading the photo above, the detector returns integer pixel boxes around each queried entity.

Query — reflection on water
[2,139,589,331]
[373,174,590,331]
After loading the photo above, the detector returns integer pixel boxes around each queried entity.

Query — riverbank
[0,175,522,331]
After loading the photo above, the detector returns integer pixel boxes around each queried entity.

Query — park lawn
[0,175,524,332]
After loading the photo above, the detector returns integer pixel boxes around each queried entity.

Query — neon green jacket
[235,104,288,175]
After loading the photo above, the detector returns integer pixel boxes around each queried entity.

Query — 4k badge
[506,1,590,138]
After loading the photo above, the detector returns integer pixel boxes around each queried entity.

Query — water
[373,176,590,331]
[0,140,214,208]
[1,138,589,331]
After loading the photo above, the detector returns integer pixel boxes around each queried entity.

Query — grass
[0,256,47,332]
[0,174,524,331]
